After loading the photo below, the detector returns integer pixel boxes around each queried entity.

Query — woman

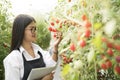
[3,14,62,80]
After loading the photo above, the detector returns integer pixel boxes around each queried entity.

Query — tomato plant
[49,0,120,80]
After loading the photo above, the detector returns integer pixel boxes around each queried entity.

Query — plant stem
[94,57,97,80]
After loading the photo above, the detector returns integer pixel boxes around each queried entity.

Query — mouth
[32,34,36,38]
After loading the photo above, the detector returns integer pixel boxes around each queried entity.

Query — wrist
[53,46,58,54]
[53,49,58,54]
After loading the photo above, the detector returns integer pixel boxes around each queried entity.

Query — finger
[49,73,54,80]
[59,32,62,36]
[52,71,55,74]
[50,76,53,80]
[50,72,55,76]
[58,32,62,36]
[56,32,62,38]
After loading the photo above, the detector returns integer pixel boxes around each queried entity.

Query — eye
[31,27,36,33]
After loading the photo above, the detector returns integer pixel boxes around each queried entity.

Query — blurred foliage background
[35,14,51,50]
[0,0,12,79]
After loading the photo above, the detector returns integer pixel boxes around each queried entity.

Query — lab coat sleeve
[33,43,57,67]
[3,54,21,80]
[38,46,57,67]
[42,50,57,67]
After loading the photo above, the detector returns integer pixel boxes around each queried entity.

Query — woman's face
[23,21,37,43]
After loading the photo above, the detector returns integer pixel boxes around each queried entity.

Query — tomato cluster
[60,54,73,65]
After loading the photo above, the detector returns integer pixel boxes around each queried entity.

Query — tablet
[27,65,57,80]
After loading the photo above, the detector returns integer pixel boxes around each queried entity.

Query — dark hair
[10,14,36,52]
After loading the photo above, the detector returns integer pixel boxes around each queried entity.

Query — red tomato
[115,45,120,51]
[114,65,120,75]
[56,19,59,24]
[116,56,120,63]
[79,40,86,48]
[101,37,107,42]
[48,27,53,31]
[107,42,113,48]
[85,29,91,38]
[52,28,57,32]
[107,49,113,56]
[63,56,67,61]
[70,43,76,52]
[85,20,91,28]
[101,63,107,70]
[53,33,57,38]
[51,22,55,26]
[106,60,112,68]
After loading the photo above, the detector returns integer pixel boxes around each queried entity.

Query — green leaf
[71,72,79,80]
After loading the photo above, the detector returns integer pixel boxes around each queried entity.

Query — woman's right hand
[41,72,54,80]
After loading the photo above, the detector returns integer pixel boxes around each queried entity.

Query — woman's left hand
[35,72,55,80]
[41,72,54,80]
[52,32,62,61]
[53,32,63,48]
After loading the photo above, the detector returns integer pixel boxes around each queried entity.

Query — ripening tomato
[82,14,87,21]
[63,56,67,61]
[116,56,120,63]
[48,27,53,31]
[56,19,59,24]
[106,60,112,68]
[70,43,76,52]
[107,49,113,56]
[101,37,108,42]
[53,33,57,38]
[114,65,120,75]
[79,40,86,48]
[85,29,91,38]
[48,27,57,32]
[114,45,120,51]
[84,20,92,28]
[52,28,57,32]
[107,42,113,48]
[101,63,107,70]
[50,22,55,26]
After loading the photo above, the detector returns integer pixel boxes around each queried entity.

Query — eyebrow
[28,26,36,28]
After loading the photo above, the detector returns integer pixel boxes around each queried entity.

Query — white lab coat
[3,43,56,80]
